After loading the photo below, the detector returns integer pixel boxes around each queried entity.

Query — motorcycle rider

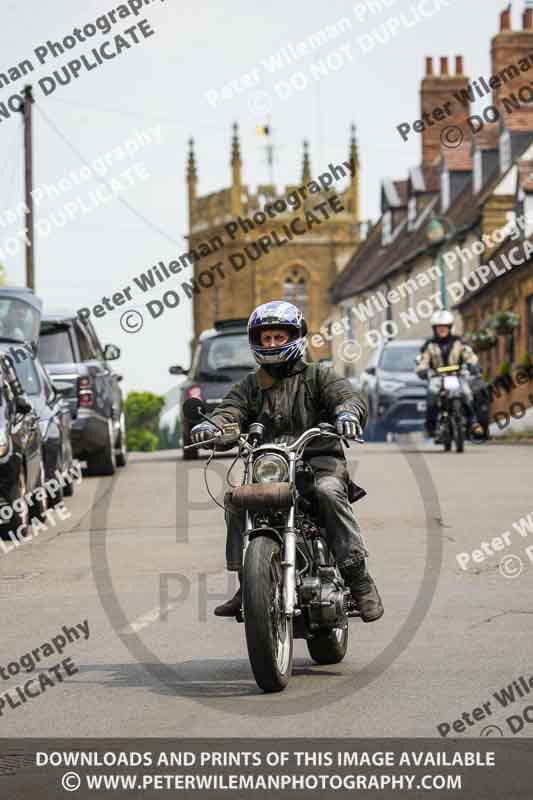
[416,310,484,439]
[190,301,384,623]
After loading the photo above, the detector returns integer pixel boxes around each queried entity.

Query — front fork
[282,453,297,617]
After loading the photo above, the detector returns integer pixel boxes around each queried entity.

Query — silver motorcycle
[184,398,362,693]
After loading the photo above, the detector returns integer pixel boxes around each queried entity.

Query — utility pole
[22,85,35,290]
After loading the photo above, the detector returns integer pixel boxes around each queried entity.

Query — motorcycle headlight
[253,454,289,483]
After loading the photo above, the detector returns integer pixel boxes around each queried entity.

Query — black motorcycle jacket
[208,358,368,459]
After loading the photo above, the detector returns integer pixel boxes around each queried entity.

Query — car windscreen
[39,327,75,363]
[0,297,39,345]
[199,334,255,377]
[12,353,40,396]
[379,346,420,372]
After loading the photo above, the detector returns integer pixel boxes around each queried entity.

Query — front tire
[451,399,464,453]
[243,536,293,693]
[307,626,348,665]
[115,413,128,467]
[182,431,198,460]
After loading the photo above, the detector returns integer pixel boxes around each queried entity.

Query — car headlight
[379,379,403,393]
[253,454,289,483]
[0,430,9,458]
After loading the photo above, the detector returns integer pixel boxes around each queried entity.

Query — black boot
[214,572,242,618]
[343,560,384,623]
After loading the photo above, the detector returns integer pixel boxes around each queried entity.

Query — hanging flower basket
[487,310,520,336]
[471,328,497,352]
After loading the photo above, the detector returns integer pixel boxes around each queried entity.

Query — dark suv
[39,312,127,475]
[360,339,426,441]
[169,319,255,459]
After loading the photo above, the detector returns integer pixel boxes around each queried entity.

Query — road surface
[1,440,531,738]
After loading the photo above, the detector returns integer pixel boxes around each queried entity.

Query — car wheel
[47,456,64,508]
[86,418,117,476]
[0,469,30,541]
[115,412,128,468]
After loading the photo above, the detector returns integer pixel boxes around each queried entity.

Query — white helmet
[431,310,454,328]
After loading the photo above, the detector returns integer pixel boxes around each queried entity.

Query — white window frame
[407,196,417,230]
[500,130,512,174]
[441,171,450,212]
[473,149,483,195]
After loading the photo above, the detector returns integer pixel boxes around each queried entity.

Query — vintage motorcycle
[432,364,468,453]
[183,398,362,693]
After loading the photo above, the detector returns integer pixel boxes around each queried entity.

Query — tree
[124,392,165,452]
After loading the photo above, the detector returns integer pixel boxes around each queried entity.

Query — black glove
[335,412,363,440]
[190,420,218,444]
[417,369,429,381]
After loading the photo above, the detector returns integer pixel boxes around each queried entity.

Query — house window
[473,149,483,194]
[283,270,308,320]
[382,210,392,245]
[525,195,533,238]
[407,196,417,230]
[500,130,512,174]
[441,171,450,212]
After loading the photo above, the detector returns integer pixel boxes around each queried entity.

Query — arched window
[283,268,308,319]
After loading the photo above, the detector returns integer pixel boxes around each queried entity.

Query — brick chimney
[491,3,533,105]
[420,55,471,166]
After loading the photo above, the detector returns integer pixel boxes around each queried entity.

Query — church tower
[186,124,366,360]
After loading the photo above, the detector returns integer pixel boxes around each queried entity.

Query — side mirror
[183,397,206,423]
[365,366,376,376]
[169,365,186,376]
[16,396,33,415]
[104,344,121,361]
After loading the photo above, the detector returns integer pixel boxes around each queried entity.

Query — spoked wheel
[307,625,348,665]
[243,536,293,693]
[440,414,452,452]
[451,399,464,453]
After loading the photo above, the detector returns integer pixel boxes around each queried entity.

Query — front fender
[247,527,284,547]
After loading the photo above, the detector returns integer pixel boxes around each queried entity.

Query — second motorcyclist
[416,310,484,440]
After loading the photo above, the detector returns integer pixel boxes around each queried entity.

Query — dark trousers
[224,455,368,572]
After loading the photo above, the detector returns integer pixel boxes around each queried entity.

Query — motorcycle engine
[300,568,348,630]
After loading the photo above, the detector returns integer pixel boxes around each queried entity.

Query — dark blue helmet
[248,301,308,366]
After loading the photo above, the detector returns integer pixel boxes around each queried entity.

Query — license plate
[417,401,427,412]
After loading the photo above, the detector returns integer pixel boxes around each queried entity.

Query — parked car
[360,339,426,441]
[1,340,76,505]
[0,346,47,539]
[39,312,127,475]
[169,319,255,459]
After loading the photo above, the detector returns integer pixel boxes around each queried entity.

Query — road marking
[119,601,182,634]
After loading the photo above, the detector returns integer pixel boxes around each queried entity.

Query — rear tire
[307,626,348,665]
[243,536,293,693]
[86,419,117,476]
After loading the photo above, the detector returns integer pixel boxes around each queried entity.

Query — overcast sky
[0,0,515,396]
